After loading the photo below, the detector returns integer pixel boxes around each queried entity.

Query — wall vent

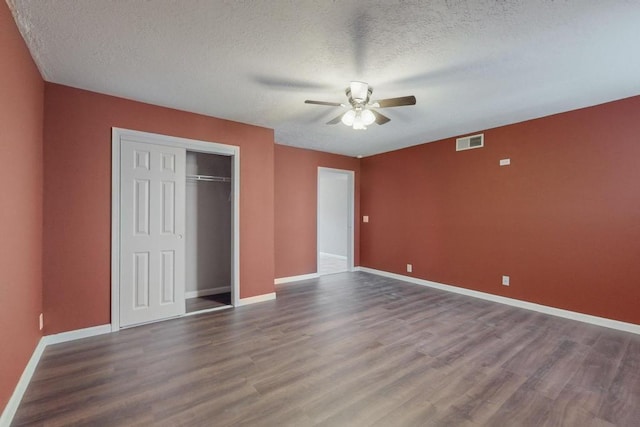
[456,133,484,151]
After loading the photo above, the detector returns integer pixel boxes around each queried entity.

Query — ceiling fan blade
[371,110,391,125]
[373,95,416,108]
[305,100,343,107]
[326,114,344,125]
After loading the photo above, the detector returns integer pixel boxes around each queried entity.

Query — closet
[185,151,232,313]
[113,128,239,329]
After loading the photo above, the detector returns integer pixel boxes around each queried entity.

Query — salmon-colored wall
[0,3,44,411]
[43,83,275,334]
[361,95,640,325]
[274,144,360,278]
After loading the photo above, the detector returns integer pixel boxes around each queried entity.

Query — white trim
[185,287,230,299]
[274,273,320,285]
[358,267,640,335]
[111,134,120,332]
[1,323,112,426]
[238,292,276,306]
[231,147,240,308]
[319,252,347,260]
[42,324,112,346]
[111,127,241,330]
[0,338,46,427]
[317,167,355,276]
[182,305,232,316]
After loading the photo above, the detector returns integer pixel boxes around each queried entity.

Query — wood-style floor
[12,272,640,426]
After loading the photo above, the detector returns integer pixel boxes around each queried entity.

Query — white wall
[318,171,348,257]
[185,152,231,294]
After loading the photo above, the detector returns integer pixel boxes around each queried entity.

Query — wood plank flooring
[12,272,640,426]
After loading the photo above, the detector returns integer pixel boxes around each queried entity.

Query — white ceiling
[8,0,640,157]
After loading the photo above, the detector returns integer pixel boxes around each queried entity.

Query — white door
[120,140,186,327]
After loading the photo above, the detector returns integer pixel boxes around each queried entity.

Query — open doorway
[185,151,232,313]
[317,167,354,275]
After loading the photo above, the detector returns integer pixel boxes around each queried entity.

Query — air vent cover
[456,133,484,151]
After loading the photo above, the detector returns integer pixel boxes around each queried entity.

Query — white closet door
[120,140,186,327]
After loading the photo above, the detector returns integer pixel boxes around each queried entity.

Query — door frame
[317,167,355,274]
[111,128,240,331]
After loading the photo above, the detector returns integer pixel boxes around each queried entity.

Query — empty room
[2,1,640,426]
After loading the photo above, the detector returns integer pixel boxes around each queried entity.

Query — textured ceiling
[8,0,640,157]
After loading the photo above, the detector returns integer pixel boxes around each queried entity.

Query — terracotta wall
[43,83,275,334]
[274,144,360,278]
[361,95,640,325]
[0,2,44,411]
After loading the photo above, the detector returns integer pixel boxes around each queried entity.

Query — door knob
[177,234,183,239]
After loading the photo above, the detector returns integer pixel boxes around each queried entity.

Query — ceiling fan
[305,81,416,130]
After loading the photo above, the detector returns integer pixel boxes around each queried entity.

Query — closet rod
[186,174,231,183]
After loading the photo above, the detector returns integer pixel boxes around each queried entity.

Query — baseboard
[185,287,230,299]
[238,292,276,306]
[1,323,111,426]
[0,338,46,427]
[274,273,319,285]
[42,324,112,346]
[358,267,640,335]
[319,252,348,260]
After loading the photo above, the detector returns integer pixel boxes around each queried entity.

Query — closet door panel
[161,181,176,234]
[161,250,176,304]
[133,179,150,235]
[133,252,150,308]
[120,140,186,327]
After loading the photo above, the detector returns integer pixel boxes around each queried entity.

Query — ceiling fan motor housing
[346,81,372,106]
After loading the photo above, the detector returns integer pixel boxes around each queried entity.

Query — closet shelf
[186,174,231,183]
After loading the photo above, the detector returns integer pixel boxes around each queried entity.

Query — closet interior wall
[185,151,232,298]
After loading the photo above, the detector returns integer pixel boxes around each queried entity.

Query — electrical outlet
[407,264,413,273]
[363,215,369,223]
[39,313,43,330]
[502,275,510,286]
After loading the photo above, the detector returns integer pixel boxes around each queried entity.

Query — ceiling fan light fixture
[361,109,375,126]
[341,109,356,126]
[352,111,367,130]
[342,109,371,130]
